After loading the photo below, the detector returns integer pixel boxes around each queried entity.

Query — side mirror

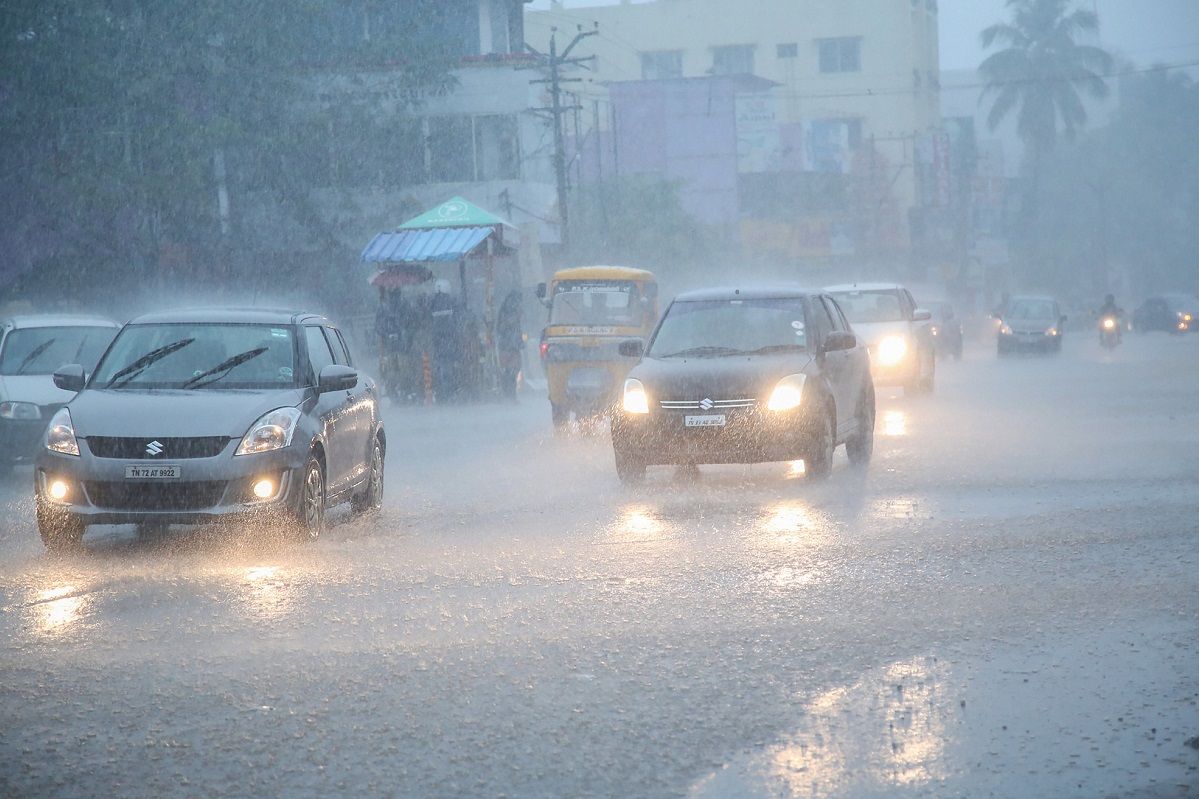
[318,364,358,394]
[535,282,547,300]
[912,308,932,322]
[618,340,644,358]
[644,283,659,300]
[823,331,856,352]
[53,364,86,393]
[1060,315,1068,324]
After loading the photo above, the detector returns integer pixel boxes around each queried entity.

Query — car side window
[808,297,835,346]
[821,297,847,332]
[304,325,335,382]
[323,327,351,366]
[332,329,354,367]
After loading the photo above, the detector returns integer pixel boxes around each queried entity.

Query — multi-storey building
[526,0,942,267]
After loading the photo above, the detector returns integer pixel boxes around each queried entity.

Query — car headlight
[45,407,80,456]
[0,401,41,420]
[999,323,1013,336]
[622,378,649,414]
[235,407,301,455]
[766,373,806,412]
[1047,326,1060,336]
[875,335,908,367]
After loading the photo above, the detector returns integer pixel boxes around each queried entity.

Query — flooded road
[2,332,1197,797]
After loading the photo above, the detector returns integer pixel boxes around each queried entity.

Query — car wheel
[37,501,85,554]
[845,387,875,468]
[804,409,835,481]
[614,448,646,486]
[551,402,569,434]
[292,455,326,541]
[351,436,384,514]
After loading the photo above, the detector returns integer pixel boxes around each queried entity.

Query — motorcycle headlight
[1048,326,1060,336]
[45,407,80,456]
[0,401,41,420]
[766,373,806,412]
[875,335,908,367]
[622,378,649,415]
[999,323,1013,336]
[235,407,301,456]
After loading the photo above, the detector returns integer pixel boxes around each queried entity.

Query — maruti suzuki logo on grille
[699,398,714,410]
[145,440,164,456]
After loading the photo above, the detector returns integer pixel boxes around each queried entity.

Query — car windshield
[1008,300,1057,320]
[648,298,808,357]
[550,281,642,327]
[90,323,298,390]
[0,326,116,376]
[830,290,904,323]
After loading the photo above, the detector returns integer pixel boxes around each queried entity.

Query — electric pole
[526,26,596,252]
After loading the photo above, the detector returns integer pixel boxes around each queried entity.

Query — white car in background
[826,283,935,395]
[0,315,120,472]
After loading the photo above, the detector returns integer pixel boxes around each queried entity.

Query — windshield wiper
[655,345,746,359]
[104,338,195,388]
[182,347,267,389]
[745,344,805,355]
[15,338,57,374]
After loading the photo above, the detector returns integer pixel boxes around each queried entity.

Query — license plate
[124,464,181,479]
[685,414,726,428]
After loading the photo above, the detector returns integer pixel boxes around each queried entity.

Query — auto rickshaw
[536,266,658,430]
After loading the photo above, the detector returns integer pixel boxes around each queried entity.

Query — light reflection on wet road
[1,334,1197,797]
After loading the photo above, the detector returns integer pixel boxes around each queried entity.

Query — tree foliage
[0,1,456,308]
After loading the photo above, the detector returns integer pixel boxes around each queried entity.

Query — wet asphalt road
[1,332,1197,798]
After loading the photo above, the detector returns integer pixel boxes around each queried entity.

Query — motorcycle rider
[1097,293,1124,343]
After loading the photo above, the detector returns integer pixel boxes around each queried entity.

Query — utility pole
[526,26,596,252]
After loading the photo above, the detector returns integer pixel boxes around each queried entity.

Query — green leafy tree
[978,0,1112,229]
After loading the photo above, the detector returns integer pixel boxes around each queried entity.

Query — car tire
[804,409,835,481]
[845,387,875,468]
[292,454,326,541]
[614,449,646,486]
[551,402,569,434]
[350,435,384,514]
[37,501,85,554]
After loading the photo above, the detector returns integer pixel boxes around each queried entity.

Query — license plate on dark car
[684,414,726,428]
[124,465,181,479]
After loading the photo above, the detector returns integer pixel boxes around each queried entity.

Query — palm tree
[979,0,1112,217]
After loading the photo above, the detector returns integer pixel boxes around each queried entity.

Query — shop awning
[360,226,493,265]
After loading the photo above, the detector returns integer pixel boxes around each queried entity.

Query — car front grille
[84,481,227,511]
[659,398,758,410]
[85,437,230,459]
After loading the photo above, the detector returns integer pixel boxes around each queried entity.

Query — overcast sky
[525,0,1199,71]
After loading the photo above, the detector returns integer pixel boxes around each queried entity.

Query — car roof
[672,286,822,303]
[3,314,120,330]
[824,282,906,293]
[126,307,330,326]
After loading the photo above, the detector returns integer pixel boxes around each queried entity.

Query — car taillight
[539,341,549,360]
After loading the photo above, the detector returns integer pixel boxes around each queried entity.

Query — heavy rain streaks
[3,0,1199,797]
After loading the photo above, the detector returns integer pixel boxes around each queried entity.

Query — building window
[641,50,683,79]
[427,116,475,182]
[474,115,520,180]
[817,37,861,73]
[712,44,755,76]
[777,42,798,59]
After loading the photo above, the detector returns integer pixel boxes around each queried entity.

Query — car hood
[68,388,310,438]
[1004,316,1057,331]
[630,353,813,401]
[848,321,910,347]
[0,374,76,407]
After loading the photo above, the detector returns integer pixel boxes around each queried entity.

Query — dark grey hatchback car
[34,309,384,551]
[611,287,875,484]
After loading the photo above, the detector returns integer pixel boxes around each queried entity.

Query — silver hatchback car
[34,308,384,551]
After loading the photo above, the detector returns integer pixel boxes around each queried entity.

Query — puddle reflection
[881,409,908,437]
[237,565,296,621]
[29,584,90,636]
[691,656,951,797]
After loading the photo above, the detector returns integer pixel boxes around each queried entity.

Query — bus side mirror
[535,282,547,300]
